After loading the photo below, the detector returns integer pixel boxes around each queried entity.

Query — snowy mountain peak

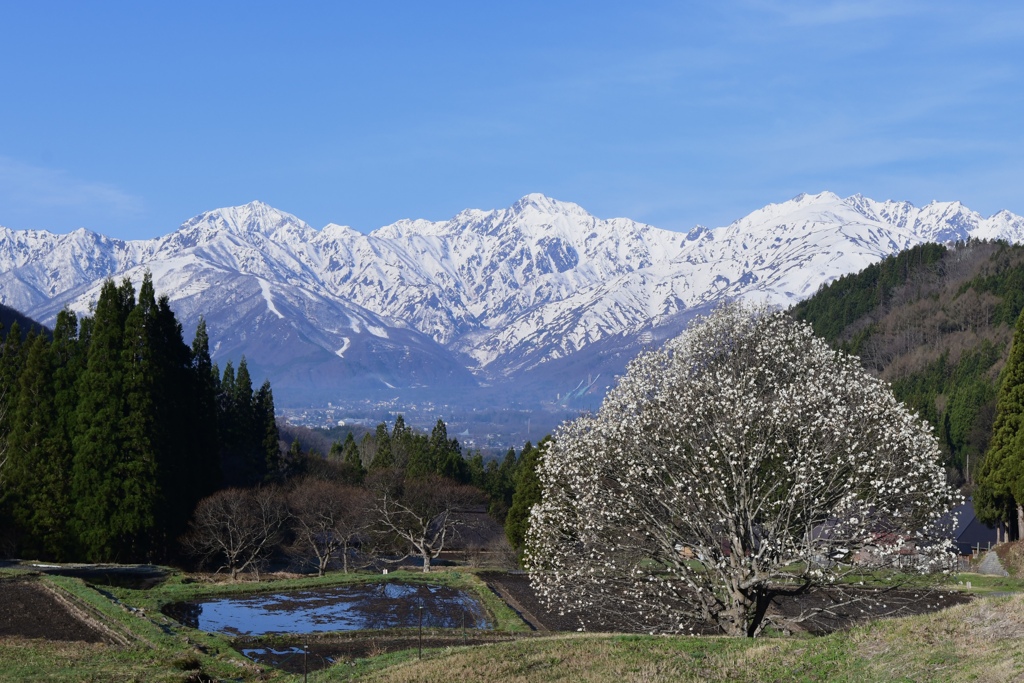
[182,201,312,239]
[2,191,1023,415]
[321,222,362,239]
[510,193,589,216]
[791,190,843,205]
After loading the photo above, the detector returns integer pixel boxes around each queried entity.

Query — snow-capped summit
[0,191,1021,411]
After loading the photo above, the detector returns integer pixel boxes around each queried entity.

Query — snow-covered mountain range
[1,190,1022,416]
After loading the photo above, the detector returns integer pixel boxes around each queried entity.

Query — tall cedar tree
[976,304,1024,537]
[217,362,241,484]
[119,276,162,556]
[155,298,216,542]
[487,447,519,522]
[0,321,24,541]
[254,380,281,480]
[368,422,393,470]
[216,358,279,486]
[505,438,548,552]
[0,321,24,441]
[52,311,83,456]
[190,318,222,493]
[72,279,138,561]
[5,335,73,559]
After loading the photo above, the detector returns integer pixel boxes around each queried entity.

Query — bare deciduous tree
[287,479,370,575]
[182,486,287,580]
[527,304,959,638]
[368,471,480,572]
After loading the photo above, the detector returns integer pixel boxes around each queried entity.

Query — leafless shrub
[181,486,287,580]
[287,478,371,575]
[367,470,482,572]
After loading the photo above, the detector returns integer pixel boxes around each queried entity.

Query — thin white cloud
[0,156,144,219]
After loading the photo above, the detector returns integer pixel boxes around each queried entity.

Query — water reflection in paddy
[166,582,492,636]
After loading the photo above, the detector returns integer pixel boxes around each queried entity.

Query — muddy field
[164,581,492,635]
[237,632,524,674]
[0,566,975,676]
[0,580,107,643]
[0,561,168,589]
[480,571,972,634]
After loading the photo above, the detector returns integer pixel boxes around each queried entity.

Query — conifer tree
[505,438,547,552]
[72,279,137,561]
[233,358,259,481]
[51,310,83,446]
[118,276,161,556]
[189,318,222,493]
[5,335,72,558]
[487,447,519,522]
[976,305,1024,536]
[0,321,25,443]
[368,422,393,470]
[389,415,414,468]
[253,380,280,481]
[406,418,434,478]
[340,432,365,483]
[216,361,243,485]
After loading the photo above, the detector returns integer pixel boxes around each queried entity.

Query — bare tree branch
[181,487,287,580]
[287,479,371,575]
[367,470,481,572]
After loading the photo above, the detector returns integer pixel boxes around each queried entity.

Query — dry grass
[334,594,1024,683]
[995,540,1024,578]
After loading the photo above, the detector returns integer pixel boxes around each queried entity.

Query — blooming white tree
[526,304,958,637]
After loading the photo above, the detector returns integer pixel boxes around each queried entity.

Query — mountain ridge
[1,191,1022,433]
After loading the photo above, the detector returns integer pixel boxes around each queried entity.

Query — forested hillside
[791,240,1024,486]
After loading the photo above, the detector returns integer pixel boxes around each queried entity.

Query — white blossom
[525,303,959,638]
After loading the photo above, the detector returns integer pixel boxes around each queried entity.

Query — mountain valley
[2,191,1023,447]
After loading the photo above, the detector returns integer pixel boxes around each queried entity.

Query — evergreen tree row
[0,275,279,563]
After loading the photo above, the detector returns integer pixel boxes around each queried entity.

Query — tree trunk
[719,591,751,637]
[422,553,431,573]
[1017,504,1024,542]
[747,590,773,638]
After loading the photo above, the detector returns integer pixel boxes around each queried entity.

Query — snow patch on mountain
[1,192,1022,409]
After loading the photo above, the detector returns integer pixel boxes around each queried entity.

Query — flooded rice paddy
[164,581,492,636]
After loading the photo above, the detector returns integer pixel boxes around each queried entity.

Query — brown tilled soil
[0,580,107,643]
[479,571,971,635]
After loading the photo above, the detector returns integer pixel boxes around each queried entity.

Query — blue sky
[1,1,1022,239]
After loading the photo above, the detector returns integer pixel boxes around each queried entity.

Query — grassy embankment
[0,567,523,682]
[2,566,1024,682]
[333,591,1024,683]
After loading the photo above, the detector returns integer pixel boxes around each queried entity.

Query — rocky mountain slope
[1,191,1022,417]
